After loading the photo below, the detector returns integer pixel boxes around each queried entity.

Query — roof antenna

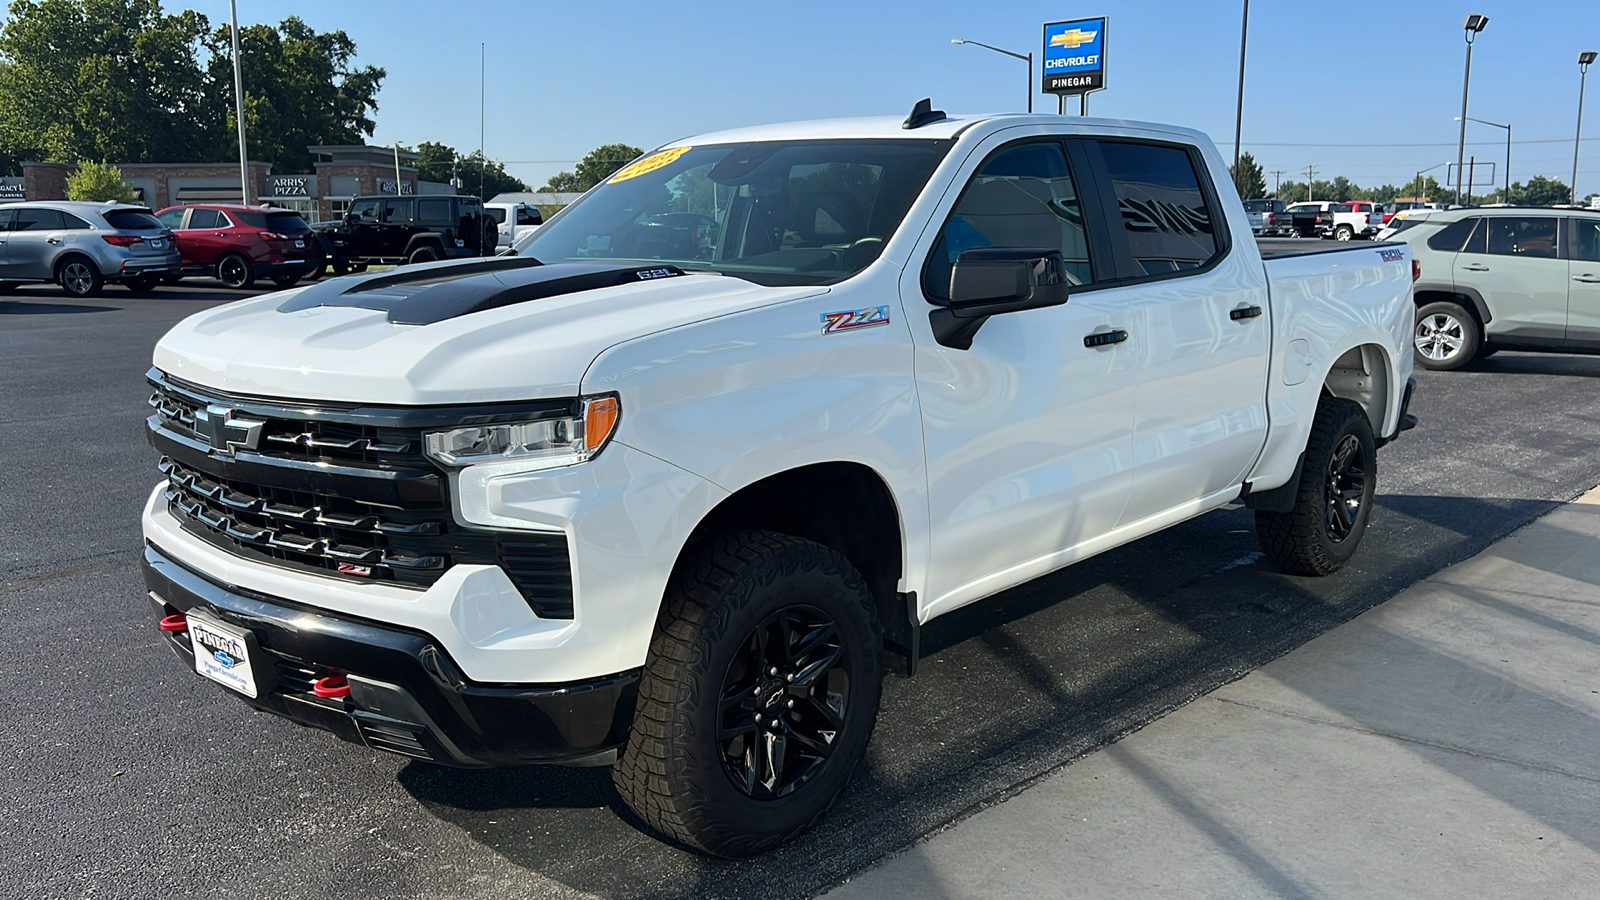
[903,98,947,130]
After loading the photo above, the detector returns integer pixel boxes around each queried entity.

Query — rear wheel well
[53,252,97,277]
[1321,344,1390,437]
[676,463,906,658]
[1413,288,1489,329]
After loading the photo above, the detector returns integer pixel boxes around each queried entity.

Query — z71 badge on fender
[821,306,891,334]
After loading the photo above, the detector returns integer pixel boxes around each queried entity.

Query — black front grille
[148,371,575,618]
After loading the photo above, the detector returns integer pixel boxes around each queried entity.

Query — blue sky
[151,1,1600,192]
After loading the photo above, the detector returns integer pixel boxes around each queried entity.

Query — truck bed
[1254,237,1400,259]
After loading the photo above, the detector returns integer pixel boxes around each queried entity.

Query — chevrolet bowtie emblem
[1050,29,1098,50]
[195,404,265,455]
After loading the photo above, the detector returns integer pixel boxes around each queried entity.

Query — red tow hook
[159,613,189,633]
[312,674,352,700]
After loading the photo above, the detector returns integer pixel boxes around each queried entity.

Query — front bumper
[141,542,638,766]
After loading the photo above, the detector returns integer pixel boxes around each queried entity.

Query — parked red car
[154,204,319,289]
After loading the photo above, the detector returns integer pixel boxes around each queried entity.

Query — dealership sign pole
[1042,17,1107,115]
[229,0,250,205]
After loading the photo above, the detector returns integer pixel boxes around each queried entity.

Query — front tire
[1413,300,1480,371]
[56,257,102,298]
[612,531,882,857]
[406,245,440,265]
[1256,397,1377,576]
[216,253,255,289]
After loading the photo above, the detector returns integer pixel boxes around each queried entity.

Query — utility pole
[1305,165,1317,202]
[480,43,486,200]
[1270,169,1286,198]
[229,0,249,205]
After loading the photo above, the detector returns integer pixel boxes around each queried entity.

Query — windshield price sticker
[609,146,692,183]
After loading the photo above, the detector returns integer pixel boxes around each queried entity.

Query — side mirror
[932,248,1071,349]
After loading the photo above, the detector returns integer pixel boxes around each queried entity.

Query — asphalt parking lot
[4,279,1600,900]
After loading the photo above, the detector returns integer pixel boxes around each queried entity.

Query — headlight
[424,396,620,469]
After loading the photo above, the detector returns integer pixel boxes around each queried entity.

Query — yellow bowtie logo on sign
[1050,29,1098,50]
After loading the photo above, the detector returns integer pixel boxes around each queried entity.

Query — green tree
[203,16,385,173]
[1507,175,1572,207]
[1367,184,1401,203]
[453,149,528,199]
[0,0,211,163]
[542,143,644,192]
[1273,179,1304,201]
[65,160,137,202]
[1229,151,1266,199]
[1326,175,1360,202]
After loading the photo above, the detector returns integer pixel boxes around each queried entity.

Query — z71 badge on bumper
[821,306,890,334]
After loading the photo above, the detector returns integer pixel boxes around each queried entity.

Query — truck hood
[152,259,828,404]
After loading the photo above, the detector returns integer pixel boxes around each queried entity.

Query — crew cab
[138,105,1417,859]
[484,201,543,246]
[1244,198,1288,236]
[1285,201,1383,241]
[312,194,496,267]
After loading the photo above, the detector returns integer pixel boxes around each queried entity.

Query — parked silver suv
[0,201,181,298]
[1385,206,1600,369]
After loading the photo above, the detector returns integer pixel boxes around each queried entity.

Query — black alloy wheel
[716,605,850,800]
[217,254,255,289]
[1323,434,1367,543]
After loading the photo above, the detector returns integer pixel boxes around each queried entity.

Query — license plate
[293,239,304,248]
[188,613,258,698]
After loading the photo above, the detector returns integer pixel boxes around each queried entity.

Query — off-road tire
[612,531,883,857]
[216,253,255,289]
[406,245,441,265]
[1256,397,1377,576]
[1413,300,1480,371]
[56,256,102,297]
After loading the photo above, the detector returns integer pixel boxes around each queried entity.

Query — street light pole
[229,0,249,205]
[1574,51,1596,205]
[1456,14,1488,206]
[1231,0,1250,194]
[952,39,1033,113]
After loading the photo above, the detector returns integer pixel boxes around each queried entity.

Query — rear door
[1461,215,1567,344]
[1082,139,1271,527]
[1565,216,1600,348]
[380,198,414,257]
[0,207,13,277]
[178,208,227,267]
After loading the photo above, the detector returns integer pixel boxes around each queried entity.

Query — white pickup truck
[483,201,543,246]
[139,103,1417,858]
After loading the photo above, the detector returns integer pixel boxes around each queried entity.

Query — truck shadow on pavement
[0,300,121,314]
[397,492,1561,900]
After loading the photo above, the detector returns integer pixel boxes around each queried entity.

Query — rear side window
[61,212,91,229]
[1426,217,1480,252]
[922,141,1095,299]
[382,199,412,223]
[15,208,64,230]
[156,209,185,229]
[231,210,311,232]
[1571,218,1600,262]
[1097,141,1220,276]
[417,199,453,227]
[185,208,221,230]
[0,208,13,230]
[1486,216,1558,259]
[103,209,163,230]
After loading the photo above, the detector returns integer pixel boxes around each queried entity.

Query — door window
[923,141,1095,299]
[382,199,412,224]
[1570,218,1600,262]
[157,209,186,229]
[347,199,379,221]
[1096,141,1220,276]
[416,199,453,227]
[15,208,64,230]
[1486,217,1558,259]
[185,208,221,230]
[0,208,13,230]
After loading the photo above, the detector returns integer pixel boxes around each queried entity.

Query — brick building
[10,145,451,223]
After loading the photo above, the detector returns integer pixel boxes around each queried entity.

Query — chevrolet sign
[1042,17,1107,96]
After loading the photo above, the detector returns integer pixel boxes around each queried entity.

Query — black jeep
[314,195,497,268]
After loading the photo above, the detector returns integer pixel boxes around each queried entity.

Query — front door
[7,207,68,279]
[177,208,230,268]
[907,137,1137,617]
[1460,215,1567,345]
[1081,139,1271,528]
[345,198,383,258]
[1565,216,1600,348]
[0,207,14,277]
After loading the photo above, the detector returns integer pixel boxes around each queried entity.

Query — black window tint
[1098,141,1218,276]
[61,212,91,229]
[15,208,64,230]
[1486,217,1558,259]
[1426,217,1479,252]
[349,199,380,220]
[517,208,540,225]
[1571,218,1600,262]
[185,208,220,229]
[0,208,13,230]
[417,199,452,227]
[103,209,163,230]
[923,142,1092,299]
[382,199,411,223]
[484,208,507,224]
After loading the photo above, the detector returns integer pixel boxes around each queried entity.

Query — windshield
[514,139,951,286]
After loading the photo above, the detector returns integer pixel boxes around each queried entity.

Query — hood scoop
[277,258,686,326]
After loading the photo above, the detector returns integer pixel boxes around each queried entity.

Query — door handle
[1084,329,1129,348]
[1573,274,1600,284]
[46,237,62,244]
[1230,305,1264,321]
[1461,263,1490,271]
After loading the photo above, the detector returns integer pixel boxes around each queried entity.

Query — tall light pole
[1574,51,1597,205]
[1455,14,1488,206]
[1456,116,1510,204]
[952,39,1033,113]
[1414,161,1450,204]
[1231,0,1250,194]
[229,0,249,205]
